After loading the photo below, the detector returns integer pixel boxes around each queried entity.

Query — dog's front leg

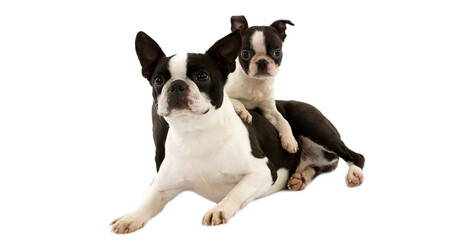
[230,98,253,123]
[262,102,299,153]
[202,168,273,226]
[110,183,180,234]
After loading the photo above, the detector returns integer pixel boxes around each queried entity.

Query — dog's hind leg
[287,137,339,191]
[277,100,365,187]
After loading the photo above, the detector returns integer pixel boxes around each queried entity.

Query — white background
[1,0,454,239]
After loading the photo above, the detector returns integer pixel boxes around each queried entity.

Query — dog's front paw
[280,134,299,153]
[235,107,253,123]
[346,164,364,187]
[110,211,149,234]
[202,204,235,226]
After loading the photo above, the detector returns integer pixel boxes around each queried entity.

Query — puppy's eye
[273,49,282,58]
[153,76,164,85]
[195,72,209,82]
[241,50,252,60]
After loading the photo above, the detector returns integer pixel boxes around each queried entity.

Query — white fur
[251,31,266,54]
[346,162,364,187]
[168,53,187,79]
[262,168,289,197]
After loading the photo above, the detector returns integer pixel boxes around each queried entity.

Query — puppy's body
[226,16,298,153]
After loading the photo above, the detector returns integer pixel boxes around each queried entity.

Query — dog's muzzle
[167,80,190,110]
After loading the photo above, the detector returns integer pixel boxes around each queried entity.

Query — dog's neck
[226,59,276,105]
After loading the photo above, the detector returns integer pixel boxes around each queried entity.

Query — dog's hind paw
[287,167,315,191]
[346,163,364,187]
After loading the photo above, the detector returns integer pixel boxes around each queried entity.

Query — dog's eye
[153,76,164,85]
[195,72,209,82]
[241,50,252,60]
[273,49,282,58]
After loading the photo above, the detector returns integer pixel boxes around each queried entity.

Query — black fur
[276,100,365,170]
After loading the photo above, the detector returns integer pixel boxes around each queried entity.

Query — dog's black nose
[169,80,188,94]
[256,59,268,72]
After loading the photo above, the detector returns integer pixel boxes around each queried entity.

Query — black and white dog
[226,16,298,154]
[110,29,365,233]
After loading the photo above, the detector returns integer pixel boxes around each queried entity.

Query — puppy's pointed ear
[206,30,242,77]
[270,20,294,41]
[231,15,248,33]
[135,31,165,79]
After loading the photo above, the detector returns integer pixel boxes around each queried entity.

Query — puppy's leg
[202,165,273,226]
[110,183,180,234]
[262,106,298,153]
[230,98,253,123]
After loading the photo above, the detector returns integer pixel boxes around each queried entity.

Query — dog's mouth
[161,101,210,118]
[252,72,274,79]
[254,72,272,77]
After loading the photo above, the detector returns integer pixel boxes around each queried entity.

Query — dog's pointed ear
[270,20,294,41]
[135,31,165,79]
[231,15,248,33]
[206,30,242,77]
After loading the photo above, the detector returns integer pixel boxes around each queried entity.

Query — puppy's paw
[280,134,299,153]
[202,204,235,226]
[236,108,253,123]
[287,172,311,191]
[346,164,364,187]
[110,211,149,234]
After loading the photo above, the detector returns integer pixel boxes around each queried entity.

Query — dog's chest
[157,124,259,202]
[161,149,248,203]
[226,72,275,109]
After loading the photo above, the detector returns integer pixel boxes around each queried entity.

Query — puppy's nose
[169,80,188,94]
[256,59,268,72]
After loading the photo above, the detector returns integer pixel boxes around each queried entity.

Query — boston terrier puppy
[225,16,298,153]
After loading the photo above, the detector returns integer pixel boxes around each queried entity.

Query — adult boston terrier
[225,16,364,191]
[110,29,364,233]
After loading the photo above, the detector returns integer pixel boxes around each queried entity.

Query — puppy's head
[135,31,241,119]
[231,16,294,80]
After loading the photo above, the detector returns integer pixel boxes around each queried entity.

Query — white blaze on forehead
[251,31,266,54]
[169,53,188,79]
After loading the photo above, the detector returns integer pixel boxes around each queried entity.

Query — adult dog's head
[135,31,242,121]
